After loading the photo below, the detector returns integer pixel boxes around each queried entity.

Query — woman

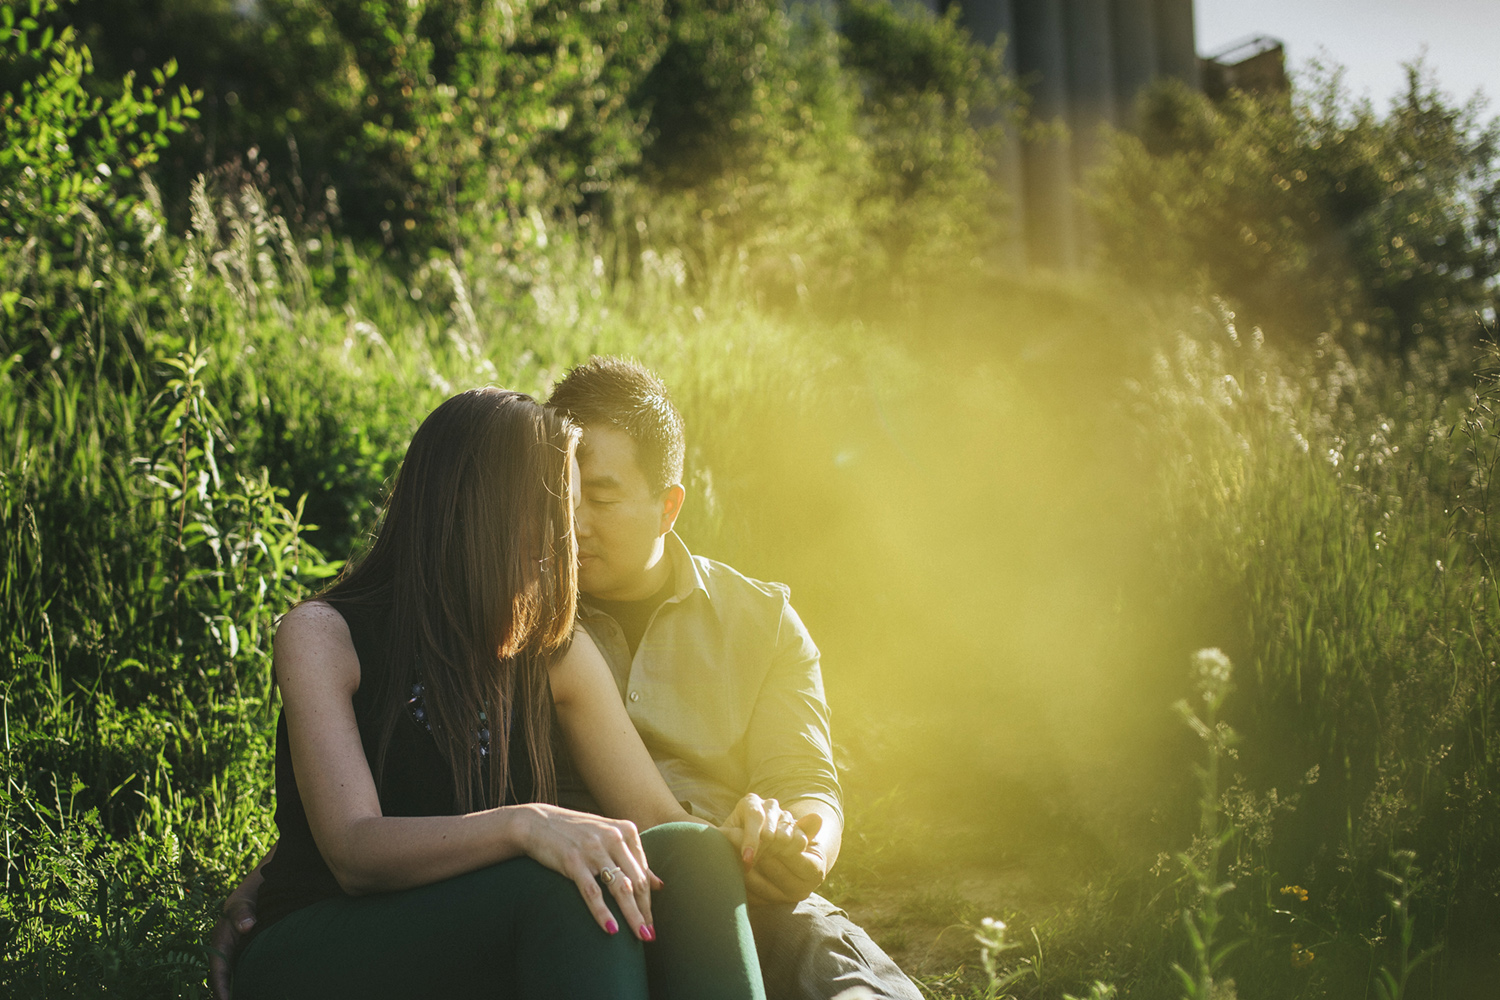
[234,388,800,999]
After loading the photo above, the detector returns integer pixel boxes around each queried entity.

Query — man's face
[574,424,671,600]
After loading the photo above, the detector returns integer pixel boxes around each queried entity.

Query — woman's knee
[642,821,735,859]
[462,858,648,991]
[235,867,647,1000]
[409,856,596,942]
[642,822,743,889]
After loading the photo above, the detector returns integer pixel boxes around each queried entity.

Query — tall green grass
[961,308,1500,999]
[5,174,1500,998]
[0,172,883,995]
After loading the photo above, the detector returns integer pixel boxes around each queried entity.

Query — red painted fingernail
[743,848,755,865]
[606,919,619,935]
[639,924,655,941]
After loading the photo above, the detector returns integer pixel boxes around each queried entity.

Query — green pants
[235,822,764,1000]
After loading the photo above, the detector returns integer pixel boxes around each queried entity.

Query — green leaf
[125,900,164,948]
[1170,962,1197,997]
[1210,938,1246,968]
[1182,912,1204,953]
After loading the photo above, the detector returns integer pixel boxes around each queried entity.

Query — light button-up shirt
[559,533,842,826]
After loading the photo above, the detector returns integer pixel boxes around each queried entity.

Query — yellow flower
[1291,942,1316,967]
[1279,885,1309,902]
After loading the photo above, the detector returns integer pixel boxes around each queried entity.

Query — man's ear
[658,484,686,536]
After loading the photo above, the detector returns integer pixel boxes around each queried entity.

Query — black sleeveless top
[256,597,540,930]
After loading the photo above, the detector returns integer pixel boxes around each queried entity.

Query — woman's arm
[276,601,656,938]
[549,628,694,831]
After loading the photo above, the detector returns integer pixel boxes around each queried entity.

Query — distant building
[1201,35,1290,101]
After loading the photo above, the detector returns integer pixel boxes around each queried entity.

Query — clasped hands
[716,793,827,906]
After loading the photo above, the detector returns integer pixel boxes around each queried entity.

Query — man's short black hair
[547,357,685,495]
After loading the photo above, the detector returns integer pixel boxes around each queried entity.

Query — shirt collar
[578,531,710,612]
[663,531,710,605]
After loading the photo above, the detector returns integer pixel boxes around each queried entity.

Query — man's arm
[208,844,274,1000]
[741,596,844,904]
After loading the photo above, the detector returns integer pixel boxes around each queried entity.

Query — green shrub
[1091,68,1500,350]
[0,0,197,243]
[59,0,1016,293]
[67,0,668,250]
[837,0,1017,268]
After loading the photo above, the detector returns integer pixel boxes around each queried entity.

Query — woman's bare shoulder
[276,599,351,638]
[274,600,359,691]
[549,626,610,706]
[552,625,604,668]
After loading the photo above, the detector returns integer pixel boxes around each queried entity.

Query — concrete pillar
[953,0,1027,267]
[955,0,1011,47]
[1110,0,1157,124]
[1064,0,1115,263]
[1152,0,1199,88]
[1065,0,1117,134]
[1013,0,1078,270]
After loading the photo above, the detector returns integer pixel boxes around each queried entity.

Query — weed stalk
[1372,850,1442,1000]
[1172,648,1244,1000]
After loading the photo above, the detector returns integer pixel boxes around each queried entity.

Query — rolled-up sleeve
[743,599,843,823]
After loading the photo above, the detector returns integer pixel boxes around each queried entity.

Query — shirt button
[629,691,640,702]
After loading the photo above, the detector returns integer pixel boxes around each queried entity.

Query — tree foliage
[838,0,1018,266]
[69,0,668,249]
[0,0,197,240]
[1092,67,1500,350]
[53,0,1011,280]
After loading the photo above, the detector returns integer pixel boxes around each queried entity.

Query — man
[210,358,920,1000]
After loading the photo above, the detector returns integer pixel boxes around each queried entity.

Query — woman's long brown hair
[317,387,578,812]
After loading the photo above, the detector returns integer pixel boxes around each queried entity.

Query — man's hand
[208,893,256,1000]
[745,812,827,905]
[208,848,272,1000]
[717,793,809,868]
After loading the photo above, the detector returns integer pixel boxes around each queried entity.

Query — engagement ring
[599,866,623,885]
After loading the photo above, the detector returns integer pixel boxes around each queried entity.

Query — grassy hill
[4,2,1500,997]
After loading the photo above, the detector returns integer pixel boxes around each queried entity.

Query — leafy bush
[1091,68,1500,350]
[67,0,668,250]
[836,0,1017,267]
[0,0,197,243]
[60,0,1014,292]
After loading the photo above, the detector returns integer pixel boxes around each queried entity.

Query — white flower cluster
[1193,647,1233,698]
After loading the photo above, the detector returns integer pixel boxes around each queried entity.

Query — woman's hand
[516,803,663,941]
[716,793,810,869]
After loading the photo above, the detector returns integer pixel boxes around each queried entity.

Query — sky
[1195,0,1499,111]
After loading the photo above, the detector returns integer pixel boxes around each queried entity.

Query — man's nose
[574,504,593,538]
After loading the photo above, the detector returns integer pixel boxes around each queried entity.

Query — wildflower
[1291,942,1315,967]
[1193,648,1233,700]
[1279,885,1309,902]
